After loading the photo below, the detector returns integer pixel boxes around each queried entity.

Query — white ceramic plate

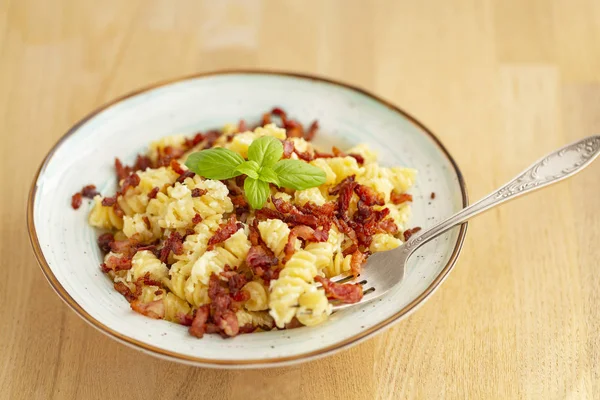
[28,71,467,368]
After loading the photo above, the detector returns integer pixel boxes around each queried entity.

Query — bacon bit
[238,324,257,334]
[176,313,194,326]
[114,282,137,302]
[81,185,99,199]
[207,215,241,250]
[282,140,294,158]
[350,250,366,277]
[101,196,117,207]
[139,272,162,287]
[157,146,186,167]
[305,121,319,141]
[351,203,391,248]
[176,170,195,183]
[284,225,328,262]
[192,213,203,224]
[335,177,358,218]
[109,237,140,257]
[238,120,248,132]
[390,192,413,205]
[170,159,186,175]
[403,227,422,241]
[431,192,436,199]
[184,132,205,149]
[147,187,160,199]
[261,267,281,285]
[198,130,221,150]
[348,153,365,165]
[131,299,165,319]
[185,228,195,237]
[71,192,83,209]
[246,246,279,274]
[315,276,363,304]
[225,272,248,295]
[159,232,184,263]
[189,305,210,338]
[285,317,303,329]
[354,184,385,206]
[215,310,239,337]
[191,188,207,198]
[115,158,132,181]
[329,175,357,196]
[119,173,141,194]
[248,220,262,247]
[103,254,133,272]
[378,218,399,234]
[97,233,114,253]
[285,120,304,138]
[134,155,153,172]
[342,243,358,257]
[296,201,336,219]
[232,290,250,303]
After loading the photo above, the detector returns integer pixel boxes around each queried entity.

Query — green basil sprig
[185,136,326,209]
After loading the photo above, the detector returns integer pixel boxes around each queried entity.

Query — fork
[329,135,600,312]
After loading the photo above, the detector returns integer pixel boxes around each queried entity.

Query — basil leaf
[185,148,244,180]
[244,177,270,210]
[235,160,260,179]
[258,166,280,186]
[247,136,283,167]
[272,159,327,190]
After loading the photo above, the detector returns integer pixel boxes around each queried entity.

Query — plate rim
[27,69,468,367]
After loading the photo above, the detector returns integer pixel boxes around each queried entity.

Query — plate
[28,71,468,368]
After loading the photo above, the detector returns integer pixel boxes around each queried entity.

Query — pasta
[79,108,418,338]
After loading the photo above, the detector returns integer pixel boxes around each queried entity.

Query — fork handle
[402,135,600,256]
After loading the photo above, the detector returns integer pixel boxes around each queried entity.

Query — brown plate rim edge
[27,69,469,367]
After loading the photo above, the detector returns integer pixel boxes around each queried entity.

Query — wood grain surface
[1,0,599,399]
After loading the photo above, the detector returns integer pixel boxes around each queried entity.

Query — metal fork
[329,135,600,312]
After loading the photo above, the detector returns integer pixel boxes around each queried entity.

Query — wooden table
[2,1,599,398]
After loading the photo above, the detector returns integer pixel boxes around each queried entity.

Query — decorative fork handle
[402,135,600,256]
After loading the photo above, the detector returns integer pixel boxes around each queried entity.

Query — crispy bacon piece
[131,299,165,319]
[176,170,195,183]
[81,185,99,199]
[348,153,365,165]
[246,246,279,278]
[102,254,133,272]
[109,237,139,258]
[119,173,141,194]
[189,305,210,338]
[342,243,358,257]
[184,132,205,149]
[191,188,207,198]
[159,232,184,263]
[238,324,257,334]
[305,121,319,141]
[378,218,399,234]
[403,227,422,241]
[101,196,117,207]
[176,313,194,326]
[147,187,160,199]
[114,282,137,302]
[207,215,241,250]
[335,177,358,218]
[285,120,304,138]
[115,158,131,181]
[156,146,186,167]
[71,192,82,209]
[350,250,366,277]
[282,140,294,158]
[283,225,329,262]
[390,192,413,205]
[431,192,436,199]
[97,233,114,253]
[329,175,357,196]
[170,159,186,175]
[296,201,336,219]
[138,272,162,287]
[354,184,384,206]
[223,271,248,295]
[351,202,392,247]
[215,311,239,337]
[315,276,363,304]
[192,213,203,224]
